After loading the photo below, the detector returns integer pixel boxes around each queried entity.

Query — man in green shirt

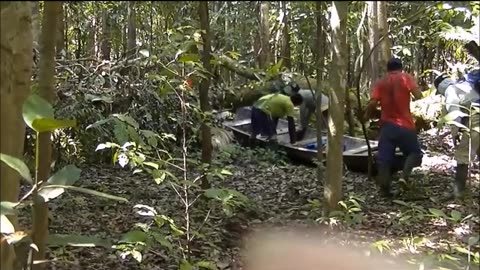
[250,93,303,144]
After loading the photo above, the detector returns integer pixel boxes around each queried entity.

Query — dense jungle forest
[0,1,479,270]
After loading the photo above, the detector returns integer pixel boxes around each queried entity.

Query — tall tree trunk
[376,1,390,76]
[258,1,271,68]
[31,2,40,47]
[367,1,379,84]
[56,2,65,56]
[127,1,137,57]
[198,1,213,188]
[100,8,111,60]
[315,1,326,186]
[281,2,291,69]
[0,2,33,269]
[324,1,348,212]
[32,2,60,269]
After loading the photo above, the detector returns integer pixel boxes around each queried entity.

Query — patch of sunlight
[431,217,448,227]
[453,224,471,237]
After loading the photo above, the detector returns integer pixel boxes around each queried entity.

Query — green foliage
[328,193,366,227]
[1,94,128,266]
[392,200,428,226]
[0,154,33,184]
[204,188,251,217]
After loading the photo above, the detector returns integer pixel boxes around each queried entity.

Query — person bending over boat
[270,77,330,141]
[363,58,424,198]
[296,89,329,141]
[250,93,303,145]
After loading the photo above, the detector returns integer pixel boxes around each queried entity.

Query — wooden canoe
[223,107,406,173]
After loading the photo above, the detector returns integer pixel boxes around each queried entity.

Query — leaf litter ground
[19,127,479,270]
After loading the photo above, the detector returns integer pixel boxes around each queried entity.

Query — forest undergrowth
[18,126,479,270]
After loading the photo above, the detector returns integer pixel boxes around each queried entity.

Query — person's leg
[453,110,480,198]
[250,107,266,145]
[376,123,397,197]
[266,116,278,141]
[297,105,311,141]
[395,126,423,183]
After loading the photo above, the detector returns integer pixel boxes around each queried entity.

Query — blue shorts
[251,107,276,137]
[377,122,422,166]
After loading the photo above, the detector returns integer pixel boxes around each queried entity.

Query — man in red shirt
[363,58,424,197]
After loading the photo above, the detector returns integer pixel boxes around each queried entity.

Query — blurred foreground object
[243,230,413,270]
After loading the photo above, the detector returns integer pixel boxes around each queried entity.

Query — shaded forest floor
[21,127,480,270]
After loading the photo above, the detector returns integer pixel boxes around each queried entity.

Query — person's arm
[363,99,379,122]
[406,74,423,100]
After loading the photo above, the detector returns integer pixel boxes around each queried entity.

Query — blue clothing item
[376,122,422,166]
[251,107,276,138]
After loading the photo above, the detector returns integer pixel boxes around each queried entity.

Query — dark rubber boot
[403,154,422,182]
[377,164,393,198]
[453,164,468,199]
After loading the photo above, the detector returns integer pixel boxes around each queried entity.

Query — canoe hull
[223,107,406,173]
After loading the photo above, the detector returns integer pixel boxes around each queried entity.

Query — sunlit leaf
[38,165,82,202]
[40,185,128,202]
[31,118,77,133]
[0,201,19,215]
[0,153,32,184]
[84,94,114,104]
[131,250,143,262]
[220,169,233,176]
[178,53,200,63]
[152,170,167,185]
[143,162,159,170]
[139,49,150,58]
[0,215,15,234]
[47,234,112,248]
[95,142,120,151]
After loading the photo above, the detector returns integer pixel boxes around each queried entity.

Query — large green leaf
[38,165,81,202]
[39,185,128,202]
[120,230,148,243]
[0,153,32,184]
[22,94,54,130]
[47,234,112,248]
[22,94,76,132]
[151,232,173,251]
[31,118,77,133]
[0,215,15,234]
[0,201,19,215]
[113,114,139,129]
